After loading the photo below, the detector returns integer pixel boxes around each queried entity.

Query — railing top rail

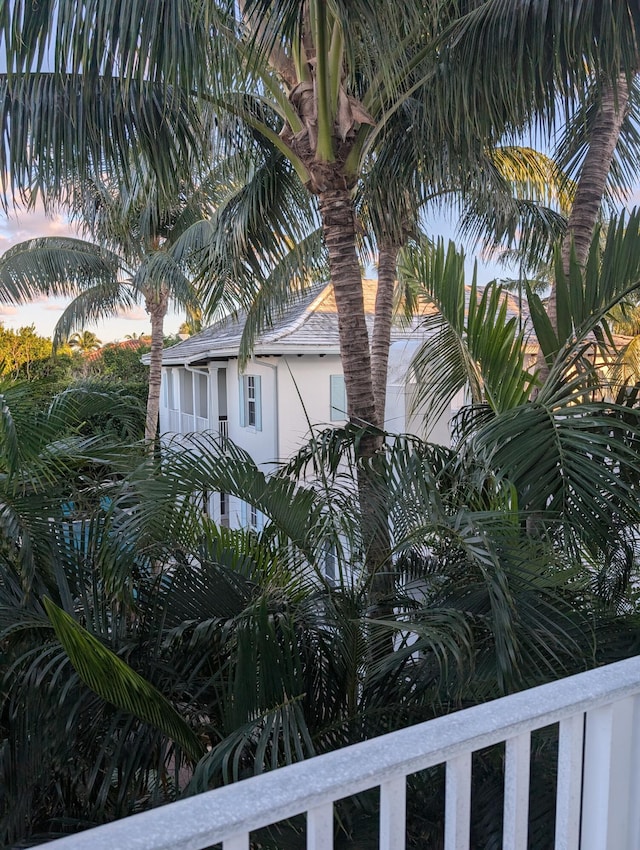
[36,655,640,850]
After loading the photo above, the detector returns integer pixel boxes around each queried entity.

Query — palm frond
[0,237,121,303]
[399,240,535,430]
[43,597,204,761]
[0,74,204,204]
[53,281,139,348]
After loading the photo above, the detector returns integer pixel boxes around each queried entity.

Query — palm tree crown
[67,330,102,353]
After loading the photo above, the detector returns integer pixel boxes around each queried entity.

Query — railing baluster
[380,776,406,850]
[503,733,530,850]
[445,752,471,850]
[626,694,640,850]
[555,713,584,850]
[307,802,333,850]
[581,697,639,850]
[223,833,249,850]
[19,657,640,850]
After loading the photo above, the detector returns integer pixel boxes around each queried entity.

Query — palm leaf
[43,596,205,761]
[399,239,535,429]
[0,237,121,303]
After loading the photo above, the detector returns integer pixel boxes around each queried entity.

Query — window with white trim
[196,373,208,418]
[240,500,263,530]
[239,374,262,430]
[330,374,346,421]
[180,369,194,415]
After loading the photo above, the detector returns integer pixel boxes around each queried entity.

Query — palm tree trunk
[317,188,378,440]
[317,188,392,619]
[145,291,168,442]
[371,245,399,428]
[546,74,631,336]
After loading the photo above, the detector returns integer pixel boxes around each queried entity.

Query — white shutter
[239,376,246,427]
[330,375,346,421]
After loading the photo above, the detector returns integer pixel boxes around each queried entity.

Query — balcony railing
[219,415,229,442]
[33,655,640,850]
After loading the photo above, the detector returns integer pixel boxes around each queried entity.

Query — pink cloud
[0,305,19,316]
[0,204,80,253]
[117,306,148,321]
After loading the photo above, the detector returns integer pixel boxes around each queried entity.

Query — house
[153,280,445,526]
[150,278,529,530]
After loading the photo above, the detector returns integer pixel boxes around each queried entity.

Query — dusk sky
[0,202,512,344]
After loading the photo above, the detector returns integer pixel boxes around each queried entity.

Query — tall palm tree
[0,2,544,441]
[0,175,208,441]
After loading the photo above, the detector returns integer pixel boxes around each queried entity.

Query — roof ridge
[259,280,331,342]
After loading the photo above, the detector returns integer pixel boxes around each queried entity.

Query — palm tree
[4,0,633,432]
[3,0,639,595]
[67,330,102,353]
[0,2,551,441]
[0,174,208,441]
[402,213,640,600]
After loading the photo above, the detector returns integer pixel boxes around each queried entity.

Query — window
[196,373,208,418]
[239,374,262,430]
[240,500,263,530]
[219,492,229,528]
[323,540,337,585]
[330,375,346,421]
[180,369,194,415]
[247,376,257,426]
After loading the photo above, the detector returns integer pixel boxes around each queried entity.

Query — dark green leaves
[43,596,205,762]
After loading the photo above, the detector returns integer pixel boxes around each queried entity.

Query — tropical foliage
[0,171,209,441]
[3,2,640,848]
[3,297,640,845]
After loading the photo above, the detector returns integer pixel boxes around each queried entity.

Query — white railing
[219,415,229,441]
[181,412,195,432]
[34,656,640,850]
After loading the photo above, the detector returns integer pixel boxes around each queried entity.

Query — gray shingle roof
[154,279,528,366]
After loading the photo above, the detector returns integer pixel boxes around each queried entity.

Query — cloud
[0,305,19,316]
[0,203,80,252]
[117,306,148,322]
[43,303,64,312]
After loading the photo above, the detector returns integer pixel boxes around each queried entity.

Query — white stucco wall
[273,354,344,459]
[226,359,278,467]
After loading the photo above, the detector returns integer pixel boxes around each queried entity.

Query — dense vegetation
[2,223,640,847]
[2,0,640,847]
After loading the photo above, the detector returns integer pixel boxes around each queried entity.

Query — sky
[3,189,639,345]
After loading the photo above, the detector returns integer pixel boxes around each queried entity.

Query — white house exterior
[151,279,502,528]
